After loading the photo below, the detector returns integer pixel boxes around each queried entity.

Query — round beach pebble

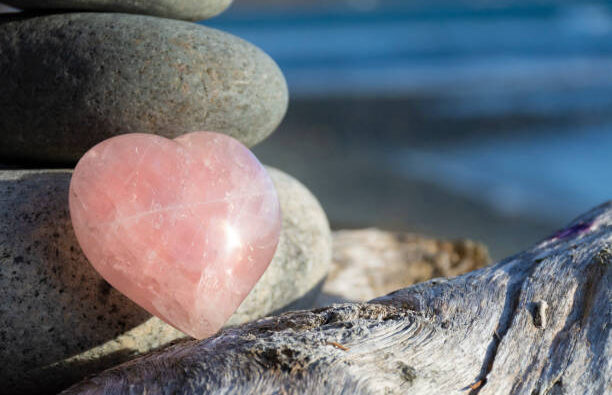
[3,0,232,21]
[0,168,329,394]
[0,13,288,164]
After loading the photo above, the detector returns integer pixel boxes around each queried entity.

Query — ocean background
[204,0,612,259]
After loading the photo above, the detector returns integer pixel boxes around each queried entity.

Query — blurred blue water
[393,127,612,221]
[205,1,612,223]
[206,2,612,99]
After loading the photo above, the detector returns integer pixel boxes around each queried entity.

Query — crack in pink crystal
[92,191,275,228]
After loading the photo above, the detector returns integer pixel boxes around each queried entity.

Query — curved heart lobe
[69,132,281,339]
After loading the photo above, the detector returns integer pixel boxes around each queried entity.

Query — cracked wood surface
[63,203,612,394]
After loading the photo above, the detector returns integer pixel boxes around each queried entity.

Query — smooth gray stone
[2,0,232,21]
[0,167,329,395]
[0,13,288,164]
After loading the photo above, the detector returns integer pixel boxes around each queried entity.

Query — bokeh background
[205,0,612,259]
[2,0,610,259]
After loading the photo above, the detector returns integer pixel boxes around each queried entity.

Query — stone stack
[0,3,331,394]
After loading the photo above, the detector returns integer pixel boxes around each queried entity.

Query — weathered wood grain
[321,229,490,303]
[62,203,612,394]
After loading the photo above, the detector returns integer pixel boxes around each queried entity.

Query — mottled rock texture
[1,170,171,395]
[2,0,232,21]
[0,13,288,164]
[320,229,490,303]
[0,167,327,394]
[62,202,612,395]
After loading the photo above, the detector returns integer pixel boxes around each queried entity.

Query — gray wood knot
[530,300,548,329]
[594,247,612,266]
[396,361,416,385]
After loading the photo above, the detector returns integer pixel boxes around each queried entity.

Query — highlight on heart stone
[69,132,281,339]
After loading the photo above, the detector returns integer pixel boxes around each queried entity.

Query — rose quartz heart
[69,132,281,339]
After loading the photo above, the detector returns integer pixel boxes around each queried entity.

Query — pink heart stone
[69,132,281,339]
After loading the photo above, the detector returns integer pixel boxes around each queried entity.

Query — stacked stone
[0,3,331,394]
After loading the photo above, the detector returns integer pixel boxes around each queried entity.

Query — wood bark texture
[63,203,612,394]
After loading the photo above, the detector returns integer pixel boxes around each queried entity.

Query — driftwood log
[63,203,612,394]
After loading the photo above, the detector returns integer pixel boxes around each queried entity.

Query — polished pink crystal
[69,132,281,339]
